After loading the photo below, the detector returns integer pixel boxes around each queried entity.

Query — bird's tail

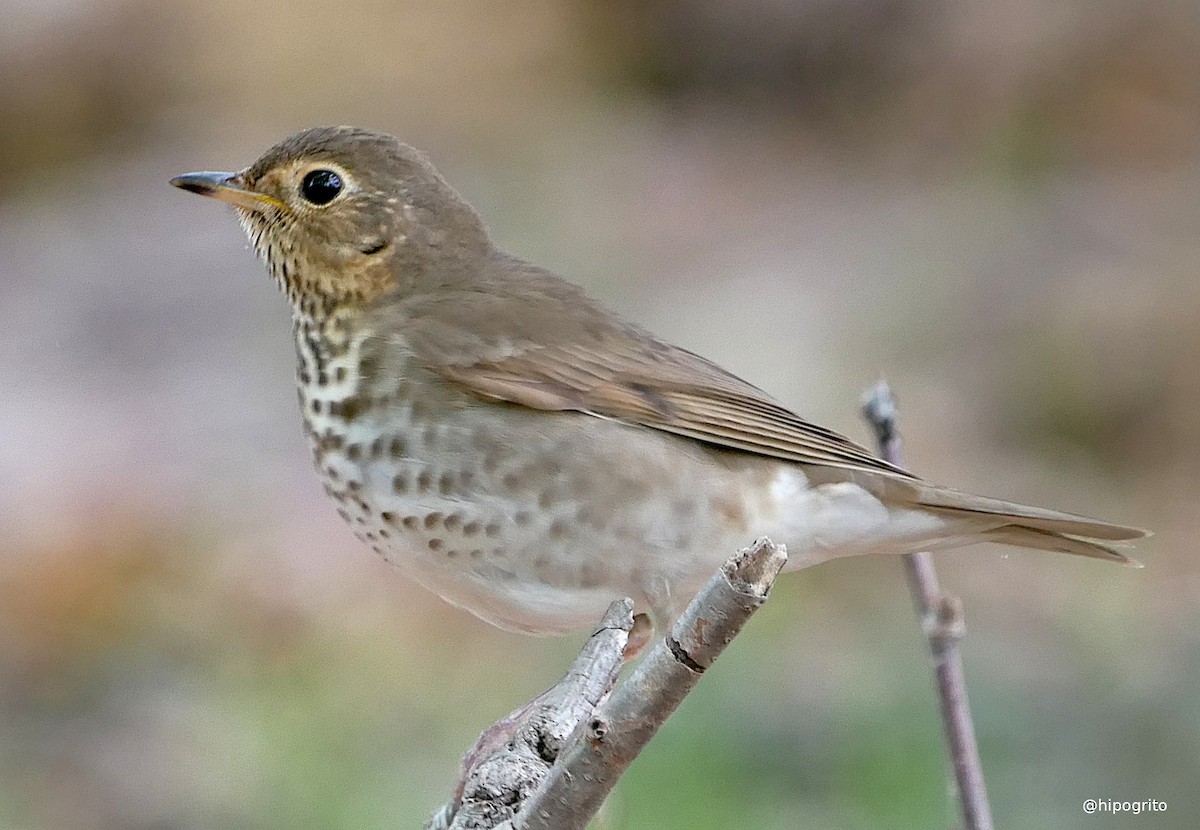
[979,525,1137,564]
[911,483,1147,566]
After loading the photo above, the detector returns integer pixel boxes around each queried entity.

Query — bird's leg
[623,612,654,660]
[628,574,676,659]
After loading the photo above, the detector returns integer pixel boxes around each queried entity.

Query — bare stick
[428,539,787,830]
[427,599,634,830]
[861,380,994,830]
[516,538,787,830]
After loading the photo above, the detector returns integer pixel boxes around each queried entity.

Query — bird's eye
[300,169,343,205]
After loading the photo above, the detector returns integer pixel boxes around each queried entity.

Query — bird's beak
[169,171,286,213]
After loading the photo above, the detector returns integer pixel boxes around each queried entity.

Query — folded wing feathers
[661,390,910,474]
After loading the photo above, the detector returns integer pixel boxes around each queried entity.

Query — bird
[170,126,1146,635]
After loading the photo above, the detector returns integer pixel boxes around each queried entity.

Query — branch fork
[428,539,787,830]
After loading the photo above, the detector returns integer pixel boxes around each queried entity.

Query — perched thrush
[171,126,1145,634]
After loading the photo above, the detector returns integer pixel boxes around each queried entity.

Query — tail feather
[913,483,1149,542]
[982,525,1143,567]
[799,470,1148,566]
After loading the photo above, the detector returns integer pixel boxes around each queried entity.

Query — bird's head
[171,126,490,317]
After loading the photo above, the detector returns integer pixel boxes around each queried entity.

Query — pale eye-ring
[300,169,343,205]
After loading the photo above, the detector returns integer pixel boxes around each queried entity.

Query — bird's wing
[440,354,917,478]
[376,274,1147,547]
[383,275,916,481]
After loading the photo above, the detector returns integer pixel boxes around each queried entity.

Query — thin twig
[861,380,994,830]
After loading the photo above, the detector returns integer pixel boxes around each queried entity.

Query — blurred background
[2,0,1197,827]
